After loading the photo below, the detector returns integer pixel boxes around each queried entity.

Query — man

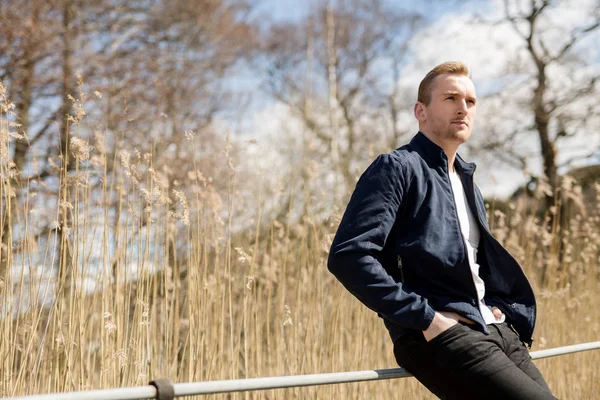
[327,61,556,399]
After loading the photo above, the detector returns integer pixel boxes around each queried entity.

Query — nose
[456,100,467,115]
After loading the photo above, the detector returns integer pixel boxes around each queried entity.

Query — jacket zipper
[397,255,405,283]
[446,169,485,327]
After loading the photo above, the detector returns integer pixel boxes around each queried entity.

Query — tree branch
[550,19,600,61]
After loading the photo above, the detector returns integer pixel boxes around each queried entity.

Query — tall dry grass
[0,81,599,399]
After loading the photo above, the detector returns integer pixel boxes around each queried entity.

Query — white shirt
[449,171,505,325]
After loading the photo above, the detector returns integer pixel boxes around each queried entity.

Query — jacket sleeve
[327,153,436,331]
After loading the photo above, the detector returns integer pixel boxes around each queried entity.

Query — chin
[454,129,472,143]
[460,132,471,142]
[447,131,470,144]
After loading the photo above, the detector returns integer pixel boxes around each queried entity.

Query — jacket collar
[456,153,476,175]
[409,132,476,175]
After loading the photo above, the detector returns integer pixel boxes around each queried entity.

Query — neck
[419,130,459,172]
[447,155,457,173]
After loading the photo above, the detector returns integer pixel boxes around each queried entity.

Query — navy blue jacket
[328,132,536,346]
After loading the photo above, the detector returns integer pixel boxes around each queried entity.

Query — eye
[445,96,455,101]
[467,99,476,105]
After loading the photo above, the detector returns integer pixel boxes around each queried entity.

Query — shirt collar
[409,131,476,175]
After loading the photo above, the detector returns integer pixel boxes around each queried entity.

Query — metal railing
[3,341,599,400]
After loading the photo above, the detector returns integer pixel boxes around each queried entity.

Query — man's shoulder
[382,143,422,169]
[362,145,423,183]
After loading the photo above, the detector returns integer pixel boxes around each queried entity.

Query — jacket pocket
[487,296,534,346]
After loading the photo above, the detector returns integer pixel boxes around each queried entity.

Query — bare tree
[0,0,258,281]
[0,0,62,277]
[475,0,600,204]
[259,0,422,215]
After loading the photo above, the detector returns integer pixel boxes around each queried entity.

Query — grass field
[1,84,599,399]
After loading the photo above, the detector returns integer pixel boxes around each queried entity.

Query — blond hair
[417,61,470,105]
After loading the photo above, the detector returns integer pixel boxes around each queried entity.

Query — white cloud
[397,0,600,199]
[236,1,599,201]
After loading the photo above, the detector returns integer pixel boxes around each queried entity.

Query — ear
[414,102,426,123]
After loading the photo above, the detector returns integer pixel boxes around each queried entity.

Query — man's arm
[327,154,436,331]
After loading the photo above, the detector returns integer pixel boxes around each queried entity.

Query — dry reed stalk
[0,82,598,399]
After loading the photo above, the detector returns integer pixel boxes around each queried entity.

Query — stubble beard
[446,123,471,144]
[433,127,468,147]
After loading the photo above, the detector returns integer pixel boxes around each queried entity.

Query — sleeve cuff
[419,305,436,331]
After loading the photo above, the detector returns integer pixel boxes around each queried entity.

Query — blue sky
[252,0,460,23]
[235,0,600,199]
[239,0,479,112]
[253,0,313,22]
[251,0,489,24]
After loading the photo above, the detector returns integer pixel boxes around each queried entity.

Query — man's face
[415,74,477,146]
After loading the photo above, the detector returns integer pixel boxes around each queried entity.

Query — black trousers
[393,322,558,400]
